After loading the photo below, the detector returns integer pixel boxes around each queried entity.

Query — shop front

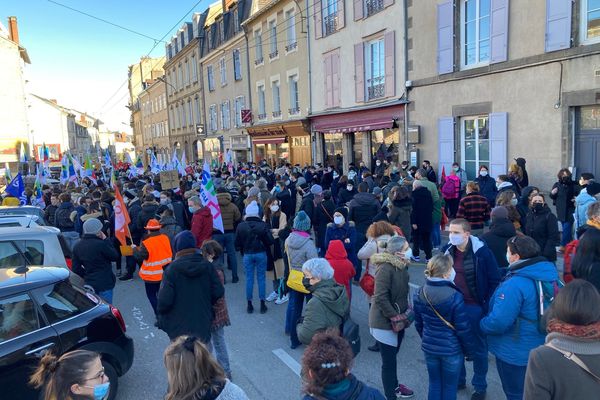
[247,120,311,167]
[203,136,223,165]
[229,135,251,164]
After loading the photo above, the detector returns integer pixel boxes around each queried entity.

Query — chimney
[8,16,19,45]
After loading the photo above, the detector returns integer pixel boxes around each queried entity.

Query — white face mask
[506,252,512,264]
[479,170,488,177]
[448,268,457,282]
[376,161,381,166]
[449,233,466,246]
[402,247,413,260]
[511,198,518,206]
[270,205,280,212]
[346,185,353,191]
[334,215,344,225]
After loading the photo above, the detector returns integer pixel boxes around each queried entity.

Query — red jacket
[325,240,355,300]
[191,207,213,247]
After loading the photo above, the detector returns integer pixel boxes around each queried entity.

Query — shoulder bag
[545,342,600,383]
[423,288,455,330]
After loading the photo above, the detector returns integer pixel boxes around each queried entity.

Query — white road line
[409,283,420,289]
[272,348,301,377]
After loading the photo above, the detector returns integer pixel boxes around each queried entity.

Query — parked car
[0,215,51,230]
[0,206,48,226]
[0,226,69,269]
[0,266,134,400]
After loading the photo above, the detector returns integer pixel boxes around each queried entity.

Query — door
[576,106,600,178]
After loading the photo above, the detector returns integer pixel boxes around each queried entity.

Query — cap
[145,219,162,230]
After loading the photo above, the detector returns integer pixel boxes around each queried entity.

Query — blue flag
[6,172,26,204]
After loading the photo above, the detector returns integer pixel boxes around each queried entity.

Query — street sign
[241,109,252,124]
[195,124,204,135]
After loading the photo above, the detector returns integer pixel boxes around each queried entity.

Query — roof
[0,266,69,295]
[242,0,282,26]
[204,1,223,27]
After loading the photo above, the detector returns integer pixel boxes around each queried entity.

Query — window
[288,75,299,114]
[233,49,242,80]
[35,280,96,325]
[207,65,215,91]
[365,0,384,17]
[365,38,385,100]
[461,0,490,67]
[221,101,231,130]
[285,10,297,51]
[0,240,44,267]
[219,58,227,86]
[194,97,201,125]
[0,293,40,342]
[269,20,278,58]
[272,80,281,117]
[582,0,600,43]
[258,85,266,119]
[209,105,218,131]
[255,30,264,64]
[178,65,184,89]
[235,96,245,127]
[169,108,175,131]
[233,8,240,34]
[188,101,193,126]
[185,60,190,86]
[181,103,187,127]
[323,0,339,36]
[461,116,490,179]
[192,55,198,82]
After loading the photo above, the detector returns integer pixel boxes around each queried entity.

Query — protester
[525,194,560,262]
[422,160,437,185]
[137,193,159,232]
[264,197,288,302]
[495,189,522,231]
[475,166,497,207]
[314,190,336,255]
[44,192,60,226]
[550,168,577,250]
[55,192,79,250]
[324,207,359,272]
[574,180,600,234]
[159,208,182,253]
[571,228,600,292]
[349,181,381,280]
[189,195,213,248]
[386,185,412,242]
[337,179,357,206]
[496,175,516,197]
[516,186,539,232]
[415,168,443,250]
[214,188,242,282]
[442,169,461,218]
[411,180,433,263]
[481,206,517,272]
[456,181,490,236]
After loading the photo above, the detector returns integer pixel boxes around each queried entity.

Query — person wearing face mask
[550,168,577,251]
[157,190,187,230]
[495,190,523,231]
[324,208,359,275]
[263,198,288,303]
[213,188,242,283]
[314,190,336,256]
[296,258,350,345]
[413,254,476,400]
[443,218,501,400]
[516,186,540,232]
[275,179,294,218]
[495,175,515,196]
[375,159,386,185]
[574,177,599,235]
[480,235,559,400]
[30,350,111,400]
[188,195,214,248]
[451,163,468,194]
[525,194,560,262]
[337,179,357,206]
[475,166,497,207]
[422,160,437,185]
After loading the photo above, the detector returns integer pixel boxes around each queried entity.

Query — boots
[247,301,254,314]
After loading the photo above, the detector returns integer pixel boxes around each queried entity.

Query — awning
[253,137,286,145]
[311,104,404,134]
[246,119,309,137]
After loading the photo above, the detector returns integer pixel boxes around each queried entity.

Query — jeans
[430,223,441,248]
[413,229,433,259]
[459,304,488,393]
[214,232,238,278]
[210,327,231,376]
[144,281,161,316]
[62,231,80,252]
[243,252,267,301]
[97,289,113,304]
[495,358,527,400]
[125,255,138,277]
[286,289,310,346]
[561,221,573,246]
[379,330,405,400]
[425,353,463,400]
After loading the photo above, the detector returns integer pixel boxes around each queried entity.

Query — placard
[160,170,179,190]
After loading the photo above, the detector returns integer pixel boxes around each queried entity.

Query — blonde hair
[366,221,396,239]
[425,254,454,278]
[466,181,480,193]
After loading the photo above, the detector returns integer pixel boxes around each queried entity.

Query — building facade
[138,79,170,164]
[408,0,600,190]
[243,0,312,166]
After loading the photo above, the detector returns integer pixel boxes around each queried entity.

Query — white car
[0,215,56,230]
[0,226,69,268]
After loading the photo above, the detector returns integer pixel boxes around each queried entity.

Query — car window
[13,241,44,265]
[36,281,96,324]
[0,293,40,342]
[0,222,21,228]
[0,241,26,268]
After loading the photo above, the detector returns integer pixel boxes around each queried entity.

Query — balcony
[366,0,384,16]
[258,113,267,120]
[323,13,338,36]
[269,49,279,60]
[272,110,282,118]
[254,57,264,65]
[367,76,385,100]
[289,107,300,115]
[285,41,297,52]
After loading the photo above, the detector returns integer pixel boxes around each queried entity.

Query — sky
[4,0,213,133]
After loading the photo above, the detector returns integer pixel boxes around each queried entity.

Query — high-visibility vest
[140,234,172,282]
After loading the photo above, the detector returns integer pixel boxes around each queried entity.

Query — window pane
[465,161,477,181]
[0,241,25,267]
[478,118,489,139]
[589,0,600,11]
[464,119,476,140]
[466,0,476,21]
[588,9,600,38]
[478,140,489,162]
[466,20,476,44]
[479,16,490,39]
[480,0,491,17]
[465,140,476,160]
[37,280,96,325]
[580,106,600,129]
[0,294,40,341]
[479,39,490,62]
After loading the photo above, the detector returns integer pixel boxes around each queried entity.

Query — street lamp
[156,76,176,91]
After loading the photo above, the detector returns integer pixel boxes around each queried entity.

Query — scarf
[547,319,600,340]
[586,219,600,231]
[292,229,310,237]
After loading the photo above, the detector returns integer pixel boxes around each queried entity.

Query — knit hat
[247,187,260,198]
[334,207,348,220]
[174,231,196,253]
[245,201,260,218]
[490,206,509,220]
[587,182,600,196]
[82,218,103,235]
[293,210,312,232]
[310,184,323,195]
[296,177,307,189]
[373,187,382,197]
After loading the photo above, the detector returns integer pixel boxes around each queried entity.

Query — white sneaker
[266,291,278,302]
[275,293,290,304]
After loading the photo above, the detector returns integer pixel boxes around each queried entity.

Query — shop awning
[253,137,286,145]
[311,104,404,134]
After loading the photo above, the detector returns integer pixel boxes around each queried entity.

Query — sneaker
[266,291,278,302]
[367,342,380,352]
[457,383,467,390]
[275,293,290,304]
[118,274,133,281]
[232,276,239,283]
[471,392,486,400]
[260,301,268,314]
[410,255,421,262]
[395,384,414,398]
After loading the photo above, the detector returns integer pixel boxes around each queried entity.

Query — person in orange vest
[134,218,173,316]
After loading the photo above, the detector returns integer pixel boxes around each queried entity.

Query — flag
[42,143,49,166]
[440,165,446,186]
[150,152,161,174]
[60,153,69,184]
[104,149,112,167]
[19,142,27,163]
[124,151,133,165]
[180,149,187,171]
[113,184,131,247]
[135,155,144,175]
[66,154,78,184]
[199,162,224,233]
[4,162,12,182]
[6,173,27,205]
[84,155,97,184]
[172,151,186,176]
[33,167,45,208]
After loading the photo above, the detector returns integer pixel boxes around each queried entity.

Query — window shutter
[332,51,341,106]
[324,55,332,108]
[384,31,396,98]
[354,43,365,102]
[490,0,509,64]
[438,117,455,180]
[314,0,323,39]
[545,0,572,52]
[437,1,454,75]
[489,112,508,179]
[354,0,363,21]
[338,0,346,29]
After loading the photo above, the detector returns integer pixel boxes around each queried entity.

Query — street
[113,253,506,400]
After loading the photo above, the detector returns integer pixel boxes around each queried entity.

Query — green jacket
[368,252,410,330]
[419,178,442,224]
[297,279,349,345]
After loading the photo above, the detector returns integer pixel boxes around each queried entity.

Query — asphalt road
[111,249,516,400]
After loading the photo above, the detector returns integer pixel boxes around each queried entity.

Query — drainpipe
[305,0,315,163]
[199,42,208,163]
[244,28,253,162]
[402,0,409,163]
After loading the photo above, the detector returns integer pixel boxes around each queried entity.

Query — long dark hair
[572,229,600,280]
[549,279,600,326]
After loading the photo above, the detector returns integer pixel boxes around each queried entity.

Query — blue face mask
[86,382,110,400]
[188,206,195,213]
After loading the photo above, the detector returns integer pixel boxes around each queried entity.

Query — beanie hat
[490,206,509,220]
[296,177,307,188]
[310,184,323,195]
[373,187,382,197]
[247,187,260,198]
[334,207,349,220]
[245,200,260,218]
[293,210,312,232]
[587,182,600,196]
[83,218,103,235]
[174,231,196,253]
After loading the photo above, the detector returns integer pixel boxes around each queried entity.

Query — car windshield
[0,209,46,226]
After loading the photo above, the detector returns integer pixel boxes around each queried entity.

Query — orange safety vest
[140,234,172,282]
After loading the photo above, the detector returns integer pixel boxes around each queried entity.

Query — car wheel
[102,359,119,400]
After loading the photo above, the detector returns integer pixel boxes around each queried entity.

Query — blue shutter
[545,0,572,52]
[489,112,508,179]
[490,0,509,64]
[438,117,455,180]
[437,1,454,75]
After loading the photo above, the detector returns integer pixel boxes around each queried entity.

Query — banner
[199,162,224,233]
[113,184,131,247]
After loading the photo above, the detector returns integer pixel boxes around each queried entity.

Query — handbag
[285,243,310,294]
[359,272,375,296]
[423,288,455,330]
[390,303,415,332]
[341,317,361,358]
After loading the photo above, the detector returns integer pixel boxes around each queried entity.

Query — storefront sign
[241,110,252,124]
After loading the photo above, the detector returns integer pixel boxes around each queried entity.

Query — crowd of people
[4,156,600,400]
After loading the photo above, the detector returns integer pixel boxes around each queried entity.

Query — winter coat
[158,201,187,230]
[324,222,358,268]
[235,216,274,254]
[157,250,224,342]
[285,232,318,272]
[72,234,119,293]
[388,198,412,242]
[297,278,349,345]
[368,253,410,330]
[127,199,143,243]
[191,207,214,248]
[336,187,357,206]
[550,179,577,223]
[137,201,159,232]
[413,279,476,357]
[299,193,316,227]
[314,199,336,250]
[517,186,538,231]
[574,189,597,232]
[302,374,386,400]
[418,178,442,224]
[189,379,249,400]
[211,263,230,331]
[159,216,182,253]
[480,256,559,366]
[358,234,392,277]
[44,204,58,227]
[411,186,433,232]
[425,167,437,185]
[55,202,76,232]
[325,240,355,300]
[455,168,468,191]
[496,182,515,197]
[217,192,242,232]
[276,188,294,219]
[525,205,560,261]
[475,174,498,206]
[481,218,516,270]
[456,193,490,230]
[348,192,380,235]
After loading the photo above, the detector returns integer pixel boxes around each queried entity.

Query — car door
[0,292,61,400]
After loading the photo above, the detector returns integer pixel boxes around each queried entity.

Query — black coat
[235,216,274,254]
[299,193,315,226]
[276,188,294,219]
[313,199,336,249]
[337,187,356,206]
[411,186,433,232]
[481,218,516,270]
[525,205,560,261]
[157,251,224,342]
[137,202,159,231]
[549,179,577,222]
[72,235,120,292]
[127,200,143,243]
[55,202,75,232]
[348,192,380,235]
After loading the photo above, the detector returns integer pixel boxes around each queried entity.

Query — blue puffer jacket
[414,279,476,357]
[480,256,559,366]
[574,189,596,233]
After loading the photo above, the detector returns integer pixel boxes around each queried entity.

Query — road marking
[409,283,420,289]
[272,348,301,377]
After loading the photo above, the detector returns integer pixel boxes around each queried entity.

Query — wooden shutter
[354,0,363,21]
[545,0,572,52]
[490,0,509,64]
[384,31,395,98]
[332,51,340,106]
[437,1,454,74]
[354,43,365,102]
[324,55,332,108]
[438,117,455,179]
[489,112,508,179]
[338,0,345,29]
[314,0,323,39]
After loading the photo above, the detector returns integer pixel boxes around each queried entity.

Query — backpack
[522,277,564,334]
[341,318,361,358]
[441,178,457,199]
[563,239,579,283]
